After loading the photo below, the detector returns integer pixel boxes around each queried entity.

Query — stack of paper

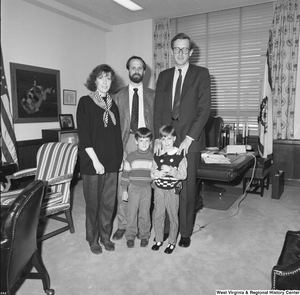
[201,151,231,164]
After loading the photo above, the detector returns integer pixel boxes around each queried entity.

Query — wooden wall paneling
[271,140,300,184]
[272,140,293,179]
[294,144,300,180]
[17,139,43,170]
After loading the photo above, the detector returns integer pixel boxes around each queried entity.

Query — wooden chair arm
[3,168,37,192]
[47,174,73,186]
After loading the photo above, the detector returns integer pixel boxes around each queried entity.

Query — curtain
[271,0,300,139]
[169,4,273,135]
[153,19,170,85]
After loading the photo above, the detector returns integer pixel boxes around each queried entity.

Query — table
[243,169,270,197]
[197,153,255,182]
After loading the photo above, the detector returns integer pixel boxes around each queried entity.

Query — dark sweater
[152,151,187,190]
[76,95,123,175]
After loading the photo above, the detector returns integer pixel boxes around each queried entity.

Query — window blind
[170,3,273,135]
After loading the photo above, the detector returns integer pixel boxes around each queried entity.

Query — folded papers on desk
[201,151,231,164]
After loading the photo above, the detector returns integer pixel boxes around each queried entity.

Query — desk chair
[271,230,300,290]
[1,142,78,242]
[0,180,55,295]
[205,116,223,149]
[199,116,226,196]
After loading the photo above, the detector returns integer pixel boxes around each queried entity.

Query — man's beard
[129,73,143,83]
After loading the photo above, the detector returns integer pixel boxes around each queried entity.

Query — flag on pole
[258,33,273,159]
[1,46,18,165]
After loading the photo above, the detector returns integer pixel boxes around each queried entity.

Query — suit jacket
[113,85,155,151]
[154,64,211,153]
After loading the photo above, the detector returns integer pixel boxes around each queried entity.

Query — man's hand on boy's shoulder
[177,136,193,156]
[154,139,162,155]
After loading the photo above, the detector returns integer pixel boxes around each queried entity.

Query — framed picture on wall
[10,63,61,123]
[63,89,76,105]
[59,114,75,130]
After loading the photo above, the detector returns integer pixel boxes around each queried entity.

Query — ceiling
[25,0,274,30]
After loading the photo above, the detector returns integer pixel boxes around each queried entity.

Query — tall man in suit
[113,56,155,240]
[154,33,211,248]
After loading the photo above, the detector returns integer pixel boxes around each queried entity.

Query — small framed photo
[63,89,76,105]
[59,114,75,130]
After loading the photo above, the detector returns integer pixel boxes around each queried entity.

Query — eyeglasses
[173,47,190,54]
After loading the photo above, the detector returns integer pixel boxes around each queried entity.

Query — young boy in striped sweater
[121,127,153,248]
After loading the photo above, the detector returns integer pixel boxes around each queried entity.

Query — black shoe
[100,240,115,251]
[178,237,191,248]
[151,241,163,251]
[140,239,149,247]
[89,242,102,254]
[112,229,126,240]
[127,240,135,248]
[164,243,175,254]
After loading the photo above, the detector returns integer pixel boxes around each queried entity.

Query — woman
[77,64,123,254]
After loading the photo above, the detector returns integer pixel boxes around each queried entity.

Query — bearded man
[112,56,155,241]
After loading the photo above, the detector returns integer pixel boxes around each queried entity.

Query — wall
[2,0,298,142]
[106,19,154,90]
[2,0,107,140]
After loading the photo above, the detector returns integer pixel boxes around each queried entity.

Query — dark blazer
[113,85,155,150]
[154,64,211,153]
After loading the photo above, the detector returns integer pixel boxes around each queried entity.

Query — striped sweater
[121,149,153,190]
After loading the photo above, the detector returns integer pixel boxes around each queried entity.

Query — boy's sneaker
[127,240,134,248]
[151,241,163,251]
[164,243,175,254]
[89,242,102,254]
[140,239,149,247]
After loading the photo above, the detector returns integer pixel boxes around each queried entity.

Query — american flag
[1,46,18,165]
[258,33,273,159]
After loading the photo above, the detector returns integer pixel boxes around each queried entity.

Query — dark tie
[130,88,139,133]
[172,69,182,119]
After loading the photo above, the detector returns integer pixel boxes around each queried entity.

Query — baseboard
[284,179,300,187]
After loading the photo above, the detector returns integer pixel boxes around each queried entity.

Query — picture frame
[63,89,77,105]
[59,114,75,130]
[10,63,61,123]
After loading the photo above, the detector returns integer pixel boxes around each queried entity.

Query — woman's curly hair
[84,64,119,94]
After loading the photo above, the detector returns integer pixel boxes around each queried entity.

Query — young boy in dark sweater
[121,127,153,248]
[151,125,187,254]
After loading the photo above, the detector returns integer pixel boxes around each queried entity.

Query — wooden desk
[197,154,255,182]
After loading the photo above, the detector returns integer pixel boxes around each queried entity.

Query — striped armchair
[1,142,78,242]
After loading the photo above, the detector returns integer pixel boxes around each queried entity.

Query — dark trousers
[179,151,200,237]
[170,119,201,237]
[82,173,118,244]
